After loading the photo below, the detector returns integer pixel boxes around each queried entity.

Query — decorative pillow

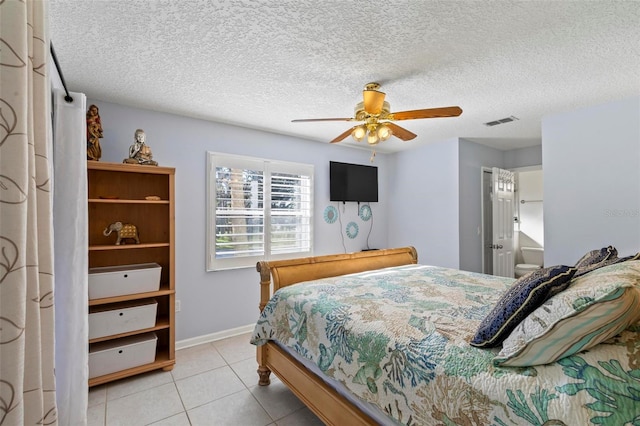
[574,246,617,276]
[574,249,640,278]
[470,265,576,348]
[615,251,640,263]
[494,260,640,367]
[574,251,639,278]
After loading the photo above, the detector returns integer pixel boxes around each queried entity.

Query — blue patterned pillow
[618,252,640,262]
[574,246,617,276]
[470,265,577,348]
[574,250,638,278]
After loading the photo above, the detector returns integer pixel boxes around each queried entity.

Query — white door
[492,167,515,277]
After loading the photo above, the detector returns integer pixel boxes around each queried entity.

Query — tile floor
[88,332,324,425]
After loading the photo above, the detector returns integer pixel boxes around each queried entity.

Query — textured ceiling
[48,1,640,153]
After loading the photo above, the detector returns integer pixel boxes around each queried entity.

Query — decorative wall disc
[323,205,338,224]
[346,221,359,239]
[359,204,372,221]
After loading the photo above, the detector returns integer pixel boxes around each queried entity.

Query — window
[206,152,313,271]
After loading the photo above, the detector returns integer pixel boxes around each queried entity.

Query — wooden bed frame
[255,246,418,425]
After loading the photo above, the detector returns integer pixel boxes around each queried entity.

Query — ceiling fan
[292,82,463,145]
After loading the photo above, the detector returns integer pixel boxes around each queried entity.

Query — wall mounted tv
[330,161,378,202]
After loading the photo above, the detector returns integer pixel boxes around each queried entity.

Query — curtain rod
[50,42,73,103]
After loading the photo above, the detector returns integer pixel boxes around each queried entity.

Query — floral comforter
[250,264,640,425]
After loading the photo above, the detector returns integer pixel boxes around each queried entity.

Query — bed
[250,247,640,425]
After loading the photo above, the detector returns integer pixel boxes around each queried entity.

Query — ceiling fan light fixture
[292,82,463,145]
[352,125,366,142]
[377,124,392,141]
[367,130,379,145]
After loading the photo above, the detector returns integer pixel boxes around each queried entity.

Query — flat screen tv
[330,161,378,202]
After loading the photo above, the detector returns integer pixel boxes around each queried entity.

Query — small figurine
[103,221,140,245]
[123,128,158,166]
[86,104,103,161]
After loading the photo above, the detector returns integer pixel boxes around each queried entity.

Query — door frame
[480,167,492,274]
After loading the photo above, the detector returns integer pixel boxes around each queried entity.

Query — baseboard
[175,323,255,350]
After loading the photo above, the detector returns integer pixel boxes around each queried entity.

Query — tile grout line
[167,380,192,426]
[227,358,277,424]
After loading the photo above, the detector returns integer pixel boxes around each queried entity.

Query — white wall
[90,100,390,340]
[504,145,542,169]
[387,138,460,268]
[543,96,640,265]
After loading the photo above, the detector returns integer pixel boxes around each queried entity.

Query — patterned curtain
[0,1,58,424]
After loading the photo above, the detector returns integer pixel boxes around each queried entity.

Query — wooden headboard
[256,246,417,310]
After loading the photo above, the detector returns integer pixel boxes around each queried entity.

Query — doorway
[512,165,544,265]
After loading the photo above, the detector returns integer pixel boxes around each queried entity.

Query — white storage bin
[88,263,161,299]
[89,299,158,340]
[89,333,157,379]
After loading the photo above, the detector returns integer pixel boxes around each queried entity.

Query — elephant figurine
[103,221,140,245]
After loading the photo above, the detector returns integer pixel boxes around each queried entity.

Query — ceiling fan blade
[363,89,386,115]
[385,122,417,141]
[390,106,463,121]
[330,127,357,144]
[292,117,354,122]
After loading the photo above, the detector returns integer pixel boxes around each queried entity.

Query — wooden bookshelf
[87,161,175,387]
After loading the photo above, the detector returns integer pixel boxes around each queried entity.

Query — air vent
[484,116,519,127]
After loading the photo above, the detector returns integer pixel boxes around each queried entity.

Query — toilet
[515,247,544,278]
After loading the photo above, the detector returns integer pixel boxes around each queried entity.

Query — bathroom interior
[514,167,544,278]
